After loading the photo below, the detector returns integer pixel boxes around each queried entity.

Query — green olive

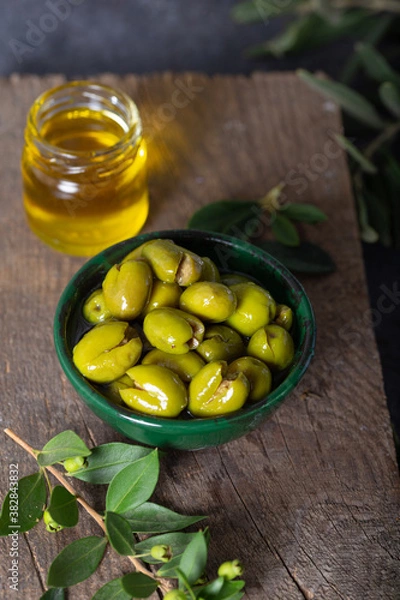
[274,304,293,331]
[143,308,204,354]
[225,282,276,337]
[120,365,188,417]
[142,239,203,286]
[73,321,142,383]
[121,240,153,263]
[200,256,220,282]
[220,273,252,287]
[141,280,182,317]
[247,324,294,371]
[82,289,112,324]
[179,282,237,323]
[102,259,153,320]
[227,356,272,402]
[196,325,245,363]
[189,360,250,417]
[142,349,205,383]
[107,373,134,405]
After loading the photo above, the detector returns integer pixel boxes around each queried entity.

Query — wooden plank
[0,72,399,599]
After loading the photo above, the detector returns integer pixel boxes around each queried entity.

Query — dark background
[1,0,399,444]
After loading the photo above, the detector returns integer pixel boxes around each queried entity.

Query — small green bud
[43,509,64,533]
[63,456,86,473]
[217,559,244,580]
[150,544,172,562]
[163,591,187,600]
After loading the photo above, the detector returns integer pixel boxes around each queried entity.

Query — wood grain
[0,72,399,599]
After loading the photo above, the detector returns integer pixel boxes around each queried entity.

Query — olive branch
[1,428,245,600]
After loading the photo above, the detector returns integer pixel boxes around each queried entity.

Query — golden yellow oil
[22,104,149,256]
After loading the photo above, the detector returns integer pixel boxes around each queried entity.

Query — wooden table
[1,73,399,599]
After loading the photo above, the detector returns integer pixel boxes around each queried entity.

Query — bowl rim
[54,229,316,434]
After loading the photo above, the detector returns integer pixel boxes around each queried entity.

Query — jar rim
[26,80,142,160]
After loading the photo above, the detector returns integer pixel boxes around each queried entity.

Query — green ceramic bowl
[54,230,316,450]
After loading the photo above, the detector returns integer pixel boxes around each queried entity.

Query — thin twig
[3,427,169,589]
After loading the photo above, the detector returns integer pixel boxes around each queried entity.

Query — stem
[3,428,168,589]
[364,122,400,160]
[175,569,196,600]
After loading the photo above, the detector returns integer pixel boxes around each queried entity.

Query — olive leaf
[362,171,393,248]
[47,485,79,528]
[106,450,159,514]
[47,536,108,588]
[340,15,394,84]
[70,442,152,484]
[297,69,386,129]
[205,580,246,600]
[356,43,400,88]
[187,200,261,238]
[123,501,205,533]
[178,530,208,585]
[271,213,300,246]
[379,82,400,119]
[92,578,132,600]
[355,188,379,243]
[258,241,336,274]
[334,134,377,174]
[0,472,46,535]
[135,532,198,564]
[37,431,91,467]
[121,572,158,597]
[40,589,65,600]
[231,0,301,25]
[105,511,136,556]
[382,151,400,249]
[247,11,375,58]
[280,203,328,223]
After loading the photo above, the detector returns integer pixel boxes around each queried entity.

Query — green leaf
[187,200,261,238]
[106,450,159,514]
[207,580,246,600]
[105,511,136,556]
[47,485,79,528]
[121,572,158,598]
[40,589,65,600]
[70,443,152,484]
[355,187,379,243]
[92,578,132,600]
[135,532,198,564]
[47,536,107,588]
[356,43,400,88]
[156,553,183,577]
[37,431,91,467]
[194,576,225,597]
[0,472,46,535]
[340,14,393,84]
[257,241,336,274]
[123,502,205,534]
[231,0,300,24]
[379,82,400,119]
[333,134,377,174]
[271,213,300,246]
[280,203,328,223]
[179,531,208,585]
[363,185,392,247]
[297,69,385,130]
[247,11,375,58]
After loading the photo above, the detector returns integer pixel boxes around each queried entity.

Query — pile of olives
[73,239,295,419]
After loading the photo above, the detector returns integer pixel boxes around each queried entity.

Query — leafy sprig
[1,428,245,599]
[187,186,335,274]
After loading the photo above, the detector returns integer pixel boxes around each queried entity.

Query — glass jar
[21,81,149,256]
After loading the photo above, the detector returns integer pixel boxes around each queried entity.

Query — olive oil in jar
[22,82,149,256]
